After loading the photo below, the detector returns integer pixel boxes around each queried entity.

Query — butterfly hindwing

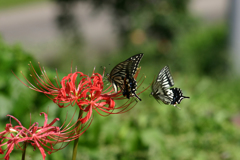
[108,53,143,101]
[151,66,189,108]
[170,88,189,105]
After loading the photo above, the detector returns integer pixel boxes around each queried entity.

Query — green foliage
[0,1,236,160]
[1,23,239,159]
[0,40,33,121]
[172,25,229,78]
[73,76,240,160]
[0,39,53,127]
[64,23,235,160]
[0,0,46,9]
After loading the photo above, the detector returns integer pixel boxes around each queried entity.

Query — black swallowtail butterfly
[108,53,143,101]
[151,66,189,108]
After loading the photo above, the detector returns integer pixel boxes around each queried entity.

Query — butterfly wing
[156,66,174,89]
[151,66,189,107]
[108,53,143,101]
[170,88,190,106]
[123,54,143,100]
[108,60,129,92]
[151,66,174,103]
[151,80,173,105]
[127,54,143,77]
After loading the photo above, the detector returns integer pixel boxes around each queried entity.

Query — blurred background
[1,0,240,159]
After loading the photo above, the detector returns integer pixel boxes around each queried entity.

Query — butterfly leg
[174,105,181,109]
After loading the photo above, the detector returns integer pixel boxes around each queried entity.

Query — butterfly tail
[133,93,141,101]
[170,88,189,105]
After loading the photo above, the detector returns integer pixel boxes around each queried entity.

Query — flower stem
[21,141,27,160]
[71,109,83,160]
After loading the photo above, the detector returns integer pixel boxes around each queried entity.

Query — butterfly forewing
[152,66,173,97]
[157,66,174,89]
[128,54,143,76]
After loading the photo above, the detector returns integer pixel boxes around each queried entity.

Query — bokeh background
[1,0,240,159]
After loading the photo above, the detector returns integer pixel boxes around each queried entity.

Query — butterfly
[107,53,143,101]
[151,66,189,108]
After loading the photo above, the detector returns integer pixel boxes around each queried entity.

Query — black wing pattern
[151,66,189,108]
[108,53,143,101]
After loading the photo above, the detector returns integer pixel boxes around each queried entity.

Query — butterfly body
[108,53,143,101]
[151,66,189,108]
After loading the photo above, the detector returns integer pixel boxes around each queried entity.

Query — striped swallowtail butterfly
[108,53,143,101]
[151,66,189,108]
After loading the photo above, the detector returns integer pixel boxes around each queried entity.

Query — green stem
[71,109,83,160]
[21,141,27,160]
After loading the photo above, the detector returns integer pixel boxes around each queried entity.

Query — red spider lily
[13,62,149,123]
[0,112,91,160]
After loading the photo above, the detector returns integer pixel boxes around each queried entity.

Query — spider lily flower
[0,112,90,160]
[55,67,149,123]
[14,62,148,124]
